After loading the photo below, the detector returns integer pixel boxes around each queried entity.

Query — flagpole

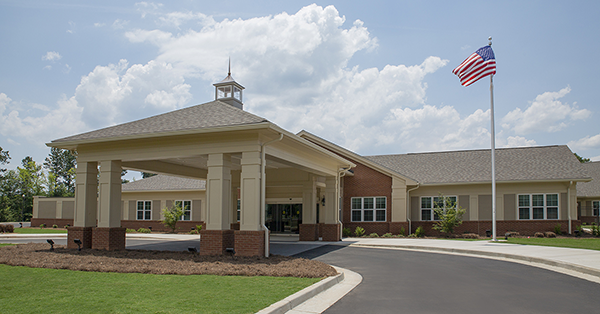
[489,36,497,242]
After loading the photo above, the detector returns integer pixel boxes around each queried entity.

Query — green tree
[161,203,184,233]
[574,153,590,163]
[141,172,157,179]
[0,170,20,222]
[432,195,466,236]
[44,148,76,197]
[0,147,10,173]
[17,157,46,221]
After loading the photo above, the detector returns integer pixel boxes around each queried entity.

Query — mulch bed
[0,243,336,278]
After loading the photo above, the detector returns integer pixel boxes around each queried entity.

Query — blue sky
[1,1,599,180]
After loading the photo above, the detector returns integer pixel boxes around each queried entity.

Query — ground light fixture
[225,248,235,256]
[148,226,153,231]
[46,239,54,251]
[74,239,82,251]
[188,247,198,253]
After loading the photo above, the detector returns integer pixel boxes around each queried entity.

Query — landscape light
[188,247,198,253]
[148,226,153,231]
[74,239,82,251]
[47,239,54,251]
[225,248,235,256]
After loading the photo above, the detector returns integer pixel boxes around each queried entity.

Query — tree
[0,147,10,173]
[161,203,184,233]
[574,153,590,163]
[432,195,466,236]
[17,157,46,221]
[44,148,76,197]
[142,172,157,179]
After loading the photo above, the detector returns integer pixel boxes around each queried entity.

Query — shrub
[64,224,70,229]
[161,203,184,233]
[6,224,14,233]
[0,225,4,233]
[367,232,379,238]
[408,233,417,238]
[136,228,151,233]
[126,228,137,233]
[506,231,520,237]
[553,224,562,235]
[52,224,58,229]
[462,233,479,239]
[534,232,545,238]
[415,226,425,238]
[382,232,393,238]
[544,231,557,238]
[354,226,365,237]
[432,195,466,236]
[399,227,406,237]
[342,227,351,237]
[39,223,46,229]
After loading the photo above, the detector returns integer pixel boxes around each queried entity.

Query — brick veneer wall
[581,216,600,225]
[92,227,126,250]
[234,230,266,256]
[199,230,235,255]
[31,218,73,228]
[121,220,205,233]
[410,220,580,237]
[67,226,93,249]
[321,224,340,241]
[299,224,319,241]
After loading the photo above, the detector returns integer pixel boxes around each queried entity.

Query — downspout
[568,181,573,234]
[406,184,420,234]
[261,133,283,257]
[338,166,352,239]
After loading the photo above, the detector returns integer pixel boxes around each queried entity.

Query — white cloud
[135,1,163,18]
[504,136,537,147]
[501,86,591,135]
[568,134,600,151]
[42,51,62,61]
[94,22,106,27]
[112,19,129,29]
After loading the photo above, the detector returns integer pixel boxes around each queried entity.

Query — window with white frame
[518,194,559,220]
[593,201,599,216]
[237,199,241,222]
[175,200,192,221]
[351,197,386,222]
[137,200,152,220]
[421,196,457,221]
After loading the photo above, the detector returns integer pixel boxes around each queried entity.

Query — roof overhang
[419,177,593,187]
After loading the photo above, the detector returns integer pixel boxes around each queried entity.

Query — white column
[74,161,98,227]
[240,151,262,231]
[98,160,122,228]
[323,176,338,224]
[206,153,232,230]
[302,176,317,224]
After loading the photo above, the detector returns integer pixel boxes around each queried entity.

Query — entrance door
[266,204,302,234]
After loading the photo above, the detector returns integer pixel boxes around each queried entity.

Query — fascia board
[122,189,205,193]
[420,178,593,187]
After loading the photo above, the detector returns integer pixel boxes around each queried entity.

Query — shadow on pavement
[292,244,348,259]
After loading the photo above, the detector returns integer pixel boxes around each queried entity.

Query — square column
[94,160,125,250]
[201,153,233,255]
[300,176,319,241]
[69,161,97,249]
[239,151,262,231]
[322,176,341,242]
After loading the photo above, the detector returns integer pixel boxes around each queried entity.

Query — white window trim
[518,193,559,220]
[175,200,192,221]
[420,196,457,221]
[350,196,387,222]
[136,200,152,220]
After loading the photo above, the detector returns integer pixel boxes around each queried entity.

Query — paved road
[296,245,600,314]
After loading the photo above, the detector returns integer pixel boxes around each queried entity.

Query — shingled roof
[122,175,205,192]
[365,145,590,185]
[52,100,268,143]
[577,161,600,197]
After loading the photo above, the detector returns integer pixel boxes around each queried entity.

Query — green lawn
[504,237,600,251]
[12,228,67,234]
[0,243,15,247]
[0,264,320,313]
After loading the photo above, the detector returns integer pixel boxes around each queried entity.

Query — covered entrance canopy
[48,97,354,257]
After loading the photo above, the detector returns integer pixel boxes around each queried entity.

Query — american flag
[452,46,496,87]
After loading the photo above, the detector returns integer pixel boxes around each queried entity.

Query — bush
[534,232,545,238]
[408,233,417,238]
[136,228,151,233]
[64,224,70,229]
[0,224,14,233]
[39,223,46,229]
[126,228,137,233]
[506,231,520,237]
[462,233,479,239]
[432,195,466,236]
[415,226,425,238]
[382,232,393,238]
[342,227,351,237]
[0,225,4,233]
[367,232,379,238]
[354,226,365,237]
[544,231,557,238]
[161,203,184,233]
[553,224,562,235]
[399,227,407,237]
[52,224,58,229]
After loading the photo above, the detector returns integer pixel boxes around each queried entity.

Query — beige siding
[38,200,57,219]
[459,195,469,220]
[504,194,516,220]
[561,192,568,220]
[478,195,492,220]
[410,196,420,221]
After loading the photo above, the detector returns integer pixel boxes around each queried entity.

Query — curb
[256,269,346,314]
[350,243,600,278]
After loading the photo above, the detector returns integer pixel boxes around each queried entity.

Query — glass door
[266,204,302,234]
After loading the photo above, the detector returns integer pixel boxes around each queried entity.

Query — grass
[12,228,67,234]
[504,237,600,251]
[0,244,15,247]
[0,264,320,313]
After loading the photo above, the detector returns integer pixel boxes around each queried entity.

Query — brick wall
[299,224,319,241]
[67,226,93,249]
[321,224,340,241]
[199,230,235,255]
[411,220,580,237]
[31,218,73,228]
[121,220,204,233]
[581,216,600,225]
[92,227,126,250]
[234,230,266,256]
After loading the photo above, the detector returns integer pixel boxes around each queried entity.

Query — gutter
[406,184,420,233]
[261,133,284,257]
[338,165,353,239]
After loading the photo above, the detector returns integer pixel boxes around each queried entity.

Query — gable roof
[365,145,590,185]
[577,161,600,197]
[50,100,268,145]
[122,175,205,192]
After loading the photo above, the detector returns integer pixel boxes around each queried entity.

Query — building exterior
[577,161,600,224]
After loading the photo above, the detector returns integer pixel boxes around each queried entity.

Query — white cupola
[213,60,245,110]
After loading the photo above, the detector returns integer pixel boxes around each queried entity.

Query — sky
[1,0,599,181]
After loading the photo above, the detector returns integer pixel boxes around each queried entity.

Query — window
[351,197,386,222]
[518,194,559,220]
[175,200,192,221]
[421,196,456,221]
[137,201,152,220]
[237,199,241,222]
[593,201,599,216]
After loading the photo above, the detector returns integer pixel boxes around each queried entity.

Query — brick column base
[67,227,93,249]
[92,227,126,250]
[299,224,319,241]
[200,230,235,255]
[321,224,341,242]
[234,230,266,257]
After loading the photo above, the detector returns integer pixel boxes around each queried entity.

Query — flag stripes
[452,46,496,87]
